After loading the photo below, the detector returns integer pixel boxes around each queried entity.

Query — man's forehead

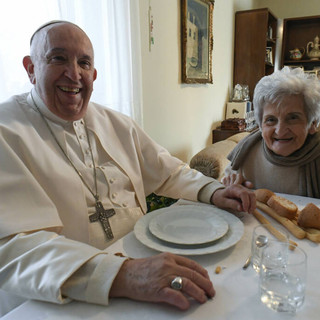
[31,21,94,59]
[30,20,82,45]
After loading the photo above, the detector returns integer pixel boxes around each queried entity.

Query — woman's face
[261,95,316,156]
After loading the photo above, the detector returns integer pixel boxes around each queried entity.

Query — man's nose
[64,61,81,81]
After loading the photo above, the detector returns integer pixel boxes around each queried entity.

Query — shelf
[284,59,320,64]
[281,15,320,68]
[267,38,276,44]
[283,59,320,70]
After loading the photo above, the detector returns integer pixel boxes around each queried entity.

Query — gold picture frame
[181,0,214,84]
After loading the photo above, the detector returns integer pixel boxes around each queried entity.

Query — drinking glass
[259,241,307,313]
[251,224,289,273]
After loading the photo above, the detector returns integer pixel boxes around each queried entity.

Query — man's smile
[58,86,81,94]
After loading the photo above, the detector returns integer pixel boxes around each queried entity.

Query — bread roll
[254,189,275,204]
[267,195,297,219]
[297,203,320,229]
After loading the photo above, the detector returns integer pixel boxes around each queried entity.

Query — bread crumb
[215,266,222,274]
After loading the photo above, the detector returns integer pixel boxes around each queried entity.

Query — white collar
[27,88,83,127]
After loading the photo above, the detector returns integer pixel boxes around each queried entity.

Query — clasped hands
[211,182,256,215]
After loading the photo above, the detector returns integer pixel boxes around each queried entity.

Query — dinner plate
[148,206,229,245]
[134,205,244,255]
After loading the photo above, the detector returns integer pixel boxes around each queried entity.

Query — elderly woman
[222,67,320,198]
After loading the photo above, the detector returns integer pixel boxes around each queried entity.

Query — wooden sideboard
[212,127,246,144]
[212,126,258,144]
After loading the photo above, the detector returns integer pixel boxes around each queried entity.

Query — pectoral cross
[89,201,115,240]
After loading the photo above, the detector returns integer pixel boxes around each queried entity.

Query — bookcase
[233,8,277,101]
[280,15,320,72]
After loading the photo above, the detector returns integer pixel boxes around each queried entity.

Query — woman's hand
[109,252,215,310]
[211,184,256,214]
[222,173,253,189]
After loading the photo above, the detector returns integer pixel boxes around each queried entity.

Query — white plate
[148,206,229,245]
[134,205,244,255]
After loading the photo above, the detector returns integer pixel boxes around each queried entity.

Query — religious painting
[181,0,214,84]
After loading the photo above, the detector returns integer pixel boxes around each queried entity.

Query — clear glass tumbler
[251,224,289,273]
[259,241,307,313]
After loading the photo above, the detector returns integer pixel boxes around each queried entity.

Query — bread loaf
[254,189,275,204]
[267,195,298,219]
[297,203,320,230]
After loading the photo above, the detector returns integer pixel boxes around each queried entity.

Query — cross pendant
[89,201,115,240]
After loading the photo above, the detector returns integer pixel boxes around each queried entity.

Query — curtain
[0,0,143,125]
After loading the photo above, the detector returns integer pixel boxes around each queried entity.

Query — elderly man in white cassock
[0,21,256,316]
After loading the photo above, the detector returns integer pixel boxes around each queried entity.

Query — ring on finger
[170,276,183,290]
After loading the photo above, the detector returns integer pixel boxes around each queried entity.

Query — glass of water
[259,241,307,313]
[251,224,289,273]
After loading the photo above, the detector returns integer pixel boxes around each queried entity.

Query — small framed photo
[266,47,273,65]
[304,69,320,80]
[181,0,215,84]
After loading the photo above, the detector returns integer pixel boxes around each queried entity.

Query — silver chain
[31,97,100,202]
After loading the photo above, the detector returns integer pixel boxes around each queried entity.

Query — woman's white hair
[253,67,320,127]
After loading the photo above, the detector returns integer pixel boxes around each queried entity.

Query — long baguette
[256,201,306,239]
[305,230,320,243]
[291,219,320,243]
[253,209,297,250]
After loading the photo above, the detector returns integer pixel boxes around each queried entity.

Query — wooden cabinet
[212,127,256,144]
[233,8,277,101]
[212,128,244,144]
[280,15,320,70]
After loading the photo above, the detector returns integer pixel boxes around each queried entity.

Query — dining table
[2,194,320,320]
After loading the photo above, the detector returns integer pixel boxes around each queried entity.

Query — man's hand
[211,184,256,214]
[110,252,215,310]
[222,173,253,189]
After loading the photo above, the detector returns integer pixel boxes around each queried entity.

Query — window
[0,0,142,124]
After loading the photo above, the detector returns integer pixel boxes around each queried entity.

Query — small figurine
[232,84,243,101]
[242,85,250,101]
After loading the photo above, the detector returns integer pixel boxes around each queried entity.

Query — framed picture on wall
[181,0,215,84]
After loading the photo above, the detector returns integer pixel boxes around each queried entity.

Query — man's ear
[93,68,97,81]
[308,121,318,135]
[23,56,36,84]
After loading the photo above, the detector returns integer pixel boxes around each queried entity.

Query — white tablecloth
[2,195,320,320]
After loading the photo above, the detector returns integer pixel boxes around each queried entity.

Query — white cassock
[0,89,223,316]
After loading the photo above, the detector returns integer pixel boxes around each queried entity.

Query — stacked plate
[134,204,244,255]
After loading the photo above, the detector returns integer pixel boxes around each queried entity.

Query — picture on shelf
[288,65,304,71]
[266,47,273,65]
[304,69,320,80]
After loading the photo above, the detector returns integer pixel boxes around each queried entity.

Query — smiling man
[222,67,320,198]
[23,22,97,121]
[0,21,256,316]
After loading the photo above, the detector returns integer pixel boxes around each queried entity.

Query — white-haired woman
[222,67,320,198]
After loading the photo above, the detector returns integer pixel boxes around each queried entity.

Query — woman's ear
[23,56,36,84]
[308,121,318,135]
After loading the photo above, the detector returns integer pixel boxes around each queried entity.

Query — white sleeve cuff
[198,181,225,204]
[62,253,127,305]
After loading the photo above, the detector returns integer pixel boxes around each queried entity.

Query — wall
[255,0,320,19]
[139,0,255,163]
